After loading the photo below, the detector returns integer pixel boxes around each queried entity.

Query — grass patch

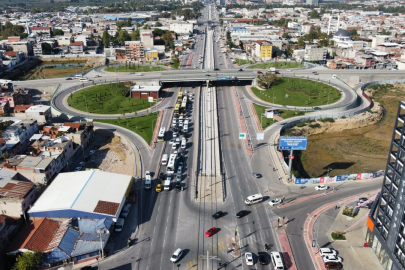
[105,65,164,73]
[235,58,250,65]
[95,113,158,144]
[342,206,358,217]
[331,231,346,240]
[251,77,341,107]
[253,103,305,129]
[67,82,153,114]
[247,62,304,69]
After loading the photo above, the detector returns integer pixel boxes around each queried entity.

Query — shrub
[331,230,346,240]
[341,116,346,119]
[320,118,335,123]
[296,122,306,127]
[342,206,358,217]
[309,123,321,128]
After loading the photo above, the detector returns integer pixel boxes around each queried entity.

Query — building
[57,36,74,46]
[25,105,51,124]
[332,29,352,43]
[144,48,159,61]
[2,119,39,154]
[141,32,154,48]
[125,41,144,61]
[0,90,31,108]
[255,40,273,59]
[7,41,33,56]
[367,101,405,270]
[0,169,36,218]
[130,85,161,99]
[28,170,133,221]
[169,23,193,35]
[304,45,327,62]
[62,122,94,149]
[69,41,84,54]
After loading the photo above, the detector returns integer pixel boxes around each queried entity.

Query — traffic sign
[239,133,246,140]
[256,133,264,140]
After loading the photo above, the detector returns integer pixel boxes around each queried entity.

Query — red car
[257,71,263,74]
[205,227,218,237]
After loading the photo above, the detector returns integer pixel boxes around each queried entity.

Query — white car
[172,143,177,150]
[169,139,176,145]
[287,69,292,71]
[175,138,181,145]
[89,150,96,155]
[136,73,143,76]
[173,132,178,138]
[269,198,283,206]
[319,248,338,257]
[79,161,86,166]
[323,255,343,263]
[245,252,254,266]
[94,74,101,78]
[170,248,183,263]
[145,171,151,181]
[315,185,329,191]
[75,167,82,172]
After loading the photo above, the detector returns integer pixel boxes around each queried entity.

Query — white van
[75,74,83,79]
[181,138,187,149]
[115,218,125,232]
[162,154,168,166]
[79,77,90,82]
[245,194,263,205]
[270,252,285,270]
[332,74,337,78]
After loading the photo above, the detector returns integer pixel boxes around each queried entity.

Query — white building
[3,119,38,154]
[169,23,193,35]
[25,105,51,124]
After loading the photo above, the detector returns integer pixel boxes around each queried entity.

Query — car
[324,261,343,269]
[136,73,143,76]
[214,68,220,71]
[257,71,263,74]
[170,248,183,263]
[205,74,211,77]
[66,77,73,80]
[269,198,283,206]
[121,204,131,217]
[169,139,176,145]
[172,143,177,150]
[245,252,254,266]
[89,150,96,155]
[79,161,86,166]
[252,172,262,178]
[75,167,82,171]
[319,248,338,257]
[205,227,218,237]
[212,211,224,219]
[287,69,292,71]
[323,256,343,263]
[145,171,151,180]
[258,252,267,265]
[275,71,280,74]
[358,197,368,203]
[238,68,243,72]
[175,138,181,145]
[175,181,182,191]
[156,184,162,192]
[94,75,101,78]
[315,185,329,191]
[236,210,249,218]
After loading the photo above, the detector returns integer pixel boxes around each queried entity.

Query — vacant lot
[301,83,402,177]
[252,77,341,107]
[105,65,164,72]
[95,113,158,144]
[67,82,152,114]
[253,103,305,129]
[247,62,303,69]
[235,58,249,65]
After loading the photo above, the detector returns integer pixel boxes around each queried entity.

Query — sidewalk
[274,219,298,270]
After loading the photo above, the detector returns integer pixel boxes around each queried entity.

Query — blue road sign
[279,137,308,150]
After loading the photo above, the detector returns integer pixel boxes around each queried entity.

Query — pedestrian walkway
[273,218,298,270]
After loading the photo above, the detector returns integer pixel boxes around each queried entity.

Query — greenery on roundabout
[67,82,153,114]
[95,113,158,144]
[253,77,341,107]
[253,103,306,130]
[247,61,304,69]
[104,65,164,73]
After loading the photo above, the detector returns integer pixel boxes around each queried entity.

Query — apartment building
[68,41,84,54]
[304,45,327,62]
[125,41,144,61]
[144,48,159,61]
[367,101,405,270]
[255,40,273,59]
[25,105,51,124]
[2,119,39,155]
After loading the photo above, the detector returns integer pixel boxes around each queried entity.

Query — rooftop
[25,105,50,113]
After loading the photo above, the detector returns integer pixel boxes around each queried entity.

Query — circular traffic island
[67,82,152,114]
[252,77,341,107]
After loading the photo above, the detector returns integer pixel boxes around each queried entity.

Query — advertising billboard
[279,137,308,150]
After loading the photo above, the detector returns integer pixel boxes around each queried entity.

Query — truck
[163,180,171,191]
[269,67,276,72]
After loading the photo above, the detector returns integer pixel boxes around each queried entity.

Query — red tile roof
[0,215,5,224]
[7,218,59,253]
[93,200,120,216]
[4,51,18,57]
[69,41,83,46]
[64,122,80,129]
[14,105,32,112]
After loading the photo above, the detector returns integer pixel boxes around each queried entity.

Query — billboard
[279,137,308,150]
[295,170,385,185]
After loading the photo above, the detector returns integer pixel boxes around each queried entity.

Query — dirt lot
[295,83,403,177]
[86,130,136,176]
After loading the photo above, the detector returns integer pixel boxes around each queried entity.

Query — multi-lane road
[28,3,386,270]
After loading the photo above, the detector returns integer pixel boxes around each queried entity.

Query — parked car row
[319,248,343,269]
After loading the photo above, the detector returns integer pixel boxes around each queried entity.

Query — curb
[273,219,298,270]
[149,109,163,149]
[232,87,252,155]
[250,102,263,132]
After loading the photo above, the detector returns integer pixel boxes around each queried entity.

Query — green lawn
[235,58,250,65]
[247,62,303,69]
[105,65,164,72]
[67,82,153,114]
[252,77,341,107]
[253,103,306,130]
[95,113,158,144]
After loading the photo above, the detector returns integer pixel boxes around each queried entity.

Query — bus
[181,96,187,111]
[174,104,180,116]
[167,154,177,174]
[178,91,183,102]
[157,127,166,142]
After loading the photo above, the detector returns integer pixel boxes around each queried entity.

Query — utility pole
[200,251,220,270]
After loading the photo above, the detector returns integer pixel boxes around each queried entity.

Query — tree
[102,30,111,48]
[13,251,45,270]
[131,28,140,41]
[282,33,291,39]
[41,43,52,55]
[53,29,64,36]
[309,9,319,19]
[348,29,358,36]
[117,30,131,43]
[155,21,163,27]
[258,72,278,90]
[162,31,174,46]
[298,37,305,47]
[318,39,329,47]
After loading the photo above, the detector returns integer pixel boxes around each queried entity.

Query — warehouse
[28,170,133,221]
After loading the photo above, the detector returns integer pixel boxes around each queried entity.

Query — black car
[252,172,262,178]
[258,252,268,265]
[212,211,224,219]
[175,182,182,191]
[214,68,220,71]
[236,210,249,218]
[84,155,90,161]
[66,77,73,80]
[238,68,243,72]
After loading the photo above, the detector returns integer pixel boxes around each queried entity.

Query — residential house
[57,36,74,46]
[69,41,84,54]
[304,45,327,62]
[0,169,36,218]
[2,119,38,155]
[144,48,159,61]
[62,122,94,149]
[125,41,144,61]
[115,49,126,60]
[0,89,32,108]
[7,42,33,56]
[14,105,33,118]
[25,105,51,124]
[28,27,52,35]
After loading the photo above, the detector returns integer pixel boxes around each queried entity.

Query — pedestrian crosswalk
[185,242,227,269]
[266,208,280,221]
[239,229,274,247]
[186,259,197,270]
[212,241,226,254]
